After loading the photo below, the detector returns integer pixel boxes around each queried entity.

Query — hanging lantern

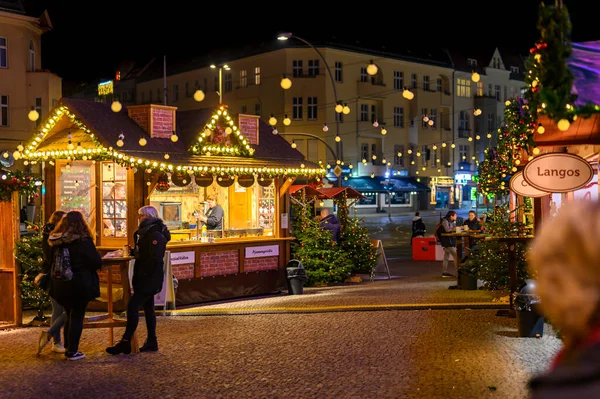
[155,173,170,192]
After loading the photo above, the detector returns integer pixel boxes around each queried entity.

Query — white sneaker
[52,343,66,353]
[37,330,50,355]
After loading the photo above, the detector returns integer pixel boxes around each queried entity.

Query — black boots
[106,339,132,355]
[140,339,158,352]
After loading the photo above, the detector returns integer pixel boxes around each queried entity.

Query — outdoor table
[441,231,482,264]
[84,256,139,353]
[471,235,534,317]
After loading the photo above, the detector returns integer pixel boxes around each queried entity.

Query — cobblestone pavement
[0,259,561,399]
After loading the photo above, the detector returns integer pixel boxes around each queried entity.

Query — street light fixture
[210,63,231,104]
[277,32,343,187]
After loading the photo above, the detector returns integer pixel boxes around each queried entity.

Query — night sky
[25,0,595,84]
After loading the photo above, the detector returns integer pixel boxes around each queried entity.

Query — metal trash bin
[286,259,308,295]
[514,280,544,337]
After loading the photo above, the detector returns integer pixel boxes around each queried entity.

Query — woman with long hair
[35,210,67,355]
[107,205,170,355]
[48,210,102,361]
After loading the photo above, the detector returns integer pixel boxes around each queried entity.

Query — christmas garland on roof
[524,2,600,126]
[0,169,43,202]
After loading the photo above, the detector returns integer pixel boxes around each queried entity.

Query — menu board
[238,114,259,145]
[58,163,94,222]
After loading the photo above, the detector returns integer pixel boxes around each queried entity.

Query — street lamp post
[277,32,343,187]
[210,63,231,104]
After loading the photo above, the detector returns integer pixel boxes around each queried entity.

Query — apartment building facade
[449,48,526,208]
[0,0,61,160]
[134,44,459,209]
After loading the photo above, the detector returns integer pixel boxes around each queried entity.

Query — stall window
[56,160,96,235]
[102,162,128,238]
[148,176,277,241]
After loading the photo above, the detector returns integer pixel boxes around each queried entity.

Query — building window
[467,58,477,67]
[240,70,247,88]
[334,62,343,82]
[241,105,247,114]
[0,38,7,68]
[393,106,404,128]
[29,40,35,71]
[102,162,128,238]
[459,111,470,136]
[254,67,261,85]
[476,82,484,96]
[0,95,8,126]
[308,60,320,77]
[494,85,501,101]
[292,60,303,77]
[370,105,376,124]
[185,82,190,97]
[459,145,469,162]
[436,78,442,92]
[510,66,519,74]
[35,97,42,127]
[371,144,377,164]
[360,68,368,82]
[361,143,368,162]
[254,103,261,116]
[487,113,495,131]
[394,145,404,167]
[429,108,437,127]
[224,73,232,92]
[410,74,417,89]
[503,86,507,102]
[292,97,303,120]
[360,104,368,121]
[393,71,403,90]
[423,76,430,91]
[307,97,317,120]
[422,145,428,166]
[457,78,471,97]
[172,85,179,102]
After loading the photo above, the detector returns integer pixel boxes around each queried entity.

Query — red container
[412,237,437,261]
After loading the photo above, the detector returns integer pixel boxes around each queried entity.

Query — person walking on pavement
[35,210,67,355]
[48,211,102,361]
[436,210,458,277]
[106,205,171,355]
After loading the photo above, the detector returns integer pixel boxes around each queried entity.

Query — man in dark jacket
[107,205,171,355]
[319,209,340,242]
[437,210,458,277]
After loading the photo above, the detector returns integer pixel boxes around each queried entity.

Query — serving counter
[98,236,293,306]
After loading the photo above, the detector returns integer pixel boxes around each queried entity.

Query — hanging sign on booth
[523,153,594,193]
[509,172,549,197]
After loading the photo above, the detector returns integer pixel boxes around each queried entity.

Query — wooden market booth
[18,98,324,306]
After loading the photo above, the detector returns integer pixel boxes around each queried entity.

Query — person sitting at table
[106,205,171,355]
[198,195,224,231]
[462,210,482,263]
[436,210,458,278]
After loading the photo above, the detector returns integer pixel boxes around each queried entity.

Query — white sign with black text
[523,153,594,193]
[509,172,549,198]
[170,251,195,265]
[245,245,279,259]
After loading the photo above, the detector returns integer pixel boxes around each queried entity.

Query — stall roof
[535,41,600,146]
[317,187,365,199]
[288,184,323,197]
[23,98,323,177]
[342,176,430,193]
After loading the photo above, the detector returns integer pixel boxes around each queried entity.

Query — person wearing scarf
[48,211,102,361]
[528,201,600,397]
[107,205,171,355]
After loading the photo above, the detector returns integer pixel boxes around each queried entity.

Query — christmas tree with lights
[340,217,377,274]
[15,222,50,321]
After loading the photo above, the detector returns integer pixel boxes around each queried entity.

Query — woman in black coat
[48,211,102,361]
[107,205,171,355]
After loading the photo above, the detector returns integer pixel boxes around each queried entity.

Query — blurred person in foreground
[528,201,600,397]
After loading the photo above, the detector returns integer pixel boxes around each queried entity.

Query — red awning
[288,185,322,197]
[317,187,365,199]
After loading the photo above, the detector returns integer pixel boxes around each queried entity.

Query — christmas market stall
[15,98,324,305]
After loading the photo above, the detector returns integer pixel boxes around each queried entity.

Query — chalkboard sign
[238,114,259,145]
[58,162,95,222]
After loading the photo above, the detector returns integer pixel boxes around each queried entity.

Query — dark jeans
[123,291,156,342]
[63,301,89,354]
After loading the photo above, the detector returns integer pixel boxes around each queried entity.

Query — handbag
[34,273,50,291]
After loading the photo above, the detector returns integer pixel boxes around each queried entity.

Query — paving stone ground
[0,259,561,399]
